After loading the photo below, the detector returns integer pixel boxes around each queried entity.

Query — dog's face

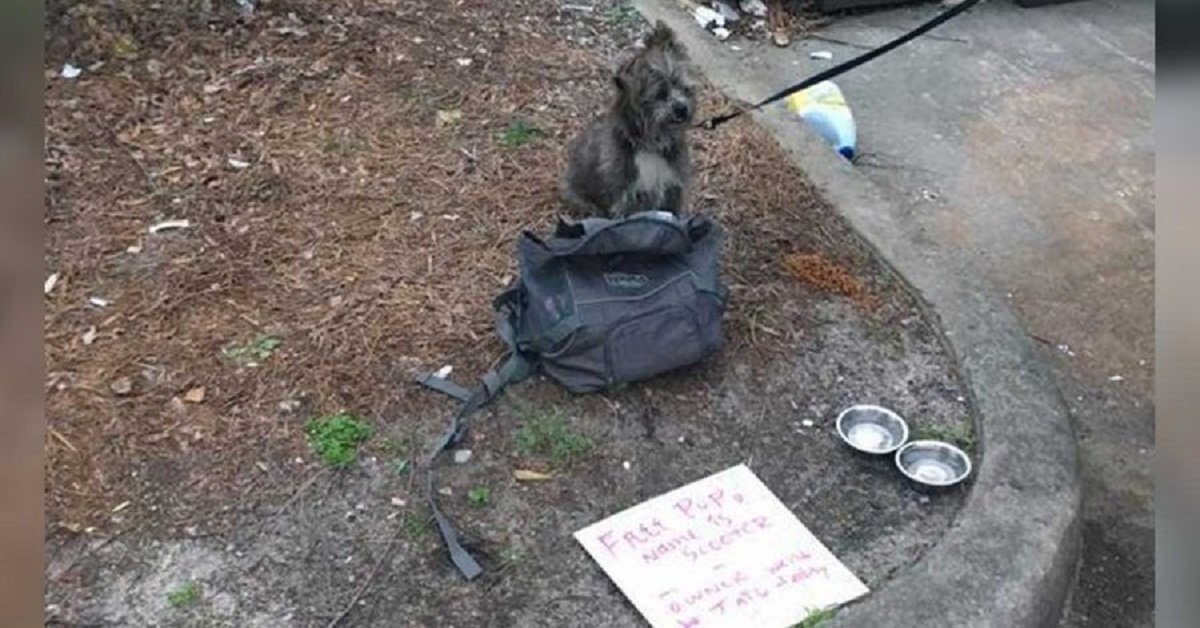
[615,22,696,130]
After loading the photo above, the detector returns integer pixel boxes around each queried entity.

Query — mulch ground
[44,0,890,543]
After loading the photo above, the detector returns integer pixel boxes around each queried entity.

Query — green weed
[794,608,836,628]
[467,487,491,507]
[498,120,542,148]
[392,458,411,476]
[304,413,373,467]
[606,3,641,25]
[514,408,592,466]
[500,543,524,566]
[167,581,201,608]
[222,334,282,365]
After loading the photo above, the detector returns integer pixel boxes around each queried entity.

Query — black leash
[699,0,983,130]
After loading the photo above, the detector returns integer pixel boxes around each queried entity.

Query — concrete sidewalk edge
[632,2,1082,626]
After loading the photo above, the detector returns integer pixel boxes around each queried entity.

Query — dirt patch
[45,1,971,625]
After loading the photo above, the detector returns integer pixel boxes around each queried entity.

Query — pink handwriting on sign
[734,587,770,609]
[673,488,745,520]
[595,517,671,557]
[681,516,770,562]
[766,551,815,575]
[662,571,750,617]
[706,585,770,616]
[641,529,701,564]
[774,565,831,588]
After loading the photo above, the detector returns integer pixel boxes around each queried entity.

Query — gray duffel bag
[497,210,727,392]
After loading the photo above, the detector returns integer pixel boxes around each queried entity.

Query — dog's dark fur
[561,22,696,218]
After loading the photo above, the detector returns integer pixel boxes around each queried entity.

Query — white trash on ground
[785,80,857,160]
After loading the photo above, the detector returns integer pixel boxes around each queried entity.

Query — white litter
[740,0,768,17]
[434,364,453,379]
[561,3,595,11]
[455,57,473,67]
[801,419,815,428]
[713,1,741,22]
[61,64,82,79]
[148,219,190,234]
[274,25,309,38]
[82,326,98,346]
[126,242,143,254]
[693,6,725,29]
[622,460,632,470]
[88,296,110,308]
[810,50,834,61]
[390,496,406,507]
[1108,375,1125,382]
[111,501,131,513]
[453,449,473,464]
[44,273,59,295]
[227,157,251,169]
[712,26,732,41]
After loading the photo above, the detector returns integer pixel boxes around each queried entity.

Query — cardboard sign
[574,464,868,628]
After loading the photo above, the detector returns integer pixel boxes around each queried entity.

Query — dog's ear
[644,21,677,50]
[613,58,635,93]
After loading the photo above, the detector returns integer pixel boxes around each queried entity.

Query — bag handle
[524,213,710,262]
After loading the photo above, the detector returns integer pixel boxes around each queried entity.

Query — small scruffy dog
[562,22,696,219]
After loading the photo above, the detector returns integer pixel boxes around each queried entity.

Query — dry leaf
[109,376,133,396]
[513,469,553,481]
[436,109,463,127]
[184,386,207,403]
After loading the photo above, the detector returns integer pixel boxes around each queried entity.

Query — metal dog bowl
[895,440,972,487]
[835,405,909,455]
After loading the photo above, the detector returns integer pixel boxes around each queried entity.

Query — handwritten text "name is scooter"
[594,488,772,564]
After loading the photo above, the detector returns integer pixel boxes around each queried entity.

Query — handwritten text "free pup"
[594,488,774,564]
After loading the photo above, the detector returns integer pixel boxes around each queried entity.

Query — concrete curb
[632,2,1082,626]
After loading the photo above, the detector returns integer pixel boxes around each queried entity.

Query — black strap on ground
[698,0,982,130]
[418,350,534,580]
